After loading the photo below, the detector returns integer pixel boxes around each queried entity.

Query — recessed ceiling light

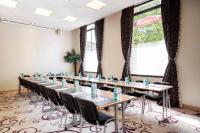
[0,0,17,8]
[64,16,78,22]
[86,0,107,10]
[34,8,53,16]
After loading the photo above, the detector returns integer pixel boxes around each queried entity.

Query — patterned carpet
[0,91,200,133]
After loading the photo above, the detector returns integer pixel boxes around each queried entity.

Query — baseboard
[182,104,200,111]
[0,89,18,93]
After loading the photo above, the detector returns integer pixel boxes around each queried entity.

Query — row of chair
[19,77,115,133]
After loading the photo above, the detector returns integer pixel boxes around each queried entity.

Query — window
[84,24,98,72]
[130,0,168,76]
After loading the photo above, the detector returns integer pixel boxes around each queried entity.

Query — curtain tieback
[169,58,175,61]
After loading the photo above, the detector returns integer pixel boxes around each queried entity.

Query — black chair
[47,88,63,106]
[127,80,149,114]
[46,88,64,126]
[75,97,114,133]
[59,92,80,127]
[108,77,118,81]
[56,77,64,81]
[99,86,114,92]
[101,76,106,80]
[127,80,148,98]
[66,80,74,84]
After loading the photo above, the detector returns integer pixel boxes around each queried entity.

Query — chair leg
[95,125,98,133]
[142,96,145,114]
[59,107,67,128]
[103,125,107,133]
[42,99,45,113]
[79,117,83,133]
[64,111,68,126]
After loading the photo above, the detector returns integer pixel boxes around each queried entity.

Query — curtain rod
[0,17,57,31]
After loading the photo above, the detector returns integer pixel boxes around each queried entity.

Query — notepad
[55,88,68,91]
[46,85,58,88]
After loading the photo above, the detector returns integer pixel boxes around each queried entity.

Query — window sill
[84,71,97,74]
[131,74,163,78]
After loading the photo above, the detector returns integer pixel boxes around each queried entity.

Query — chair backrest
[153,82,170,85]
[23,75,31,77]
[135,80,143,83]
[32,83,42,95]
[49,77,54,80]
[56,77,63,80]
[39,86,49,100]
[75,97,99,125]
[108,77,118,81]
[66,80,74,84]
[100,86,114,92]
[47,88,63,106]
[135,80,149,92]
[101,76,106,79]
[59,92,79,114]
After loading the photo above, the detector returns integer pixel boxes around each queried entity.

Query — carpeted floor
[0,91,200,133]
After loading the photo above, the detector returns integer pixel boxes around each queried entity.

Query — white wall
[0,23,73,91]
[102,12,124,78]
[73,0,200,107]
[177,0,200,108]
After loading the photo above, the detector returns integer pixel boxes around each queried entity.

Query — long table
[65,76,173,121]
[19,77,136,133]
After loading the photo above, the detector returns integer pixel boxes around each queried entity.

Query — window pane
[92,30,96,44]
[131,41,168,76]
[135,0,161,13]
[87,30,92,43]
[84,24,98,72]
[84,50,98,72]
[131,5,167,76]
[133,8,164,46]
[87,24,95,30]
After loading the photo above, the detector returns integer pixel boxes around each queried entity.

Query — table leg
[114,104,118,133]
[162,90,166,120]
[166,89,168,117]
[122,102,125,133]
[18,81,21,95]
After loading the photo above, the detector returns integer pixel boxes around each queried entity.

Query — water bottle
[91,83,95,98]
[91,83,97,98]
[117,87,122,101]
[125,77,129,85]
[113,86,118,101]
[97,74,101,81]
[143,78,150,87]
[62,79,65,88]
[53,77,56,85]
[74,80,79,90]
[88,74,92,80]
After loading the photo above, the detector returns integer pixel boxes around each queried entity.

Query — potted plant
[64,49,80,75]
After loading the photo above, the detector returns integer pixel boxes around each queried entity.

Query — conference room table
[64,76,173,121]
[19,77,136,133]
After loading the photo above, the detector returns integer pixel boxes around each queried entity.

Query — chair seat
[127,91,144,98]
[145,94,162,101]
[98,111,114,125]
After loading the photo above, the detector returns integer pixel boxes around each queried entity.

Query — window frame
[131,0,166,77]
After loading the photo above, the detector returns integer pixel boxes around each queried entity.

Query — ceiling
[0,0,146,31]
